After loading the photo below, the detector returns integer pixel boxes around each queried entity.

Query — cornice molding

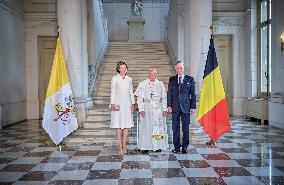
[0,0,23,18]
[24,12,56,21]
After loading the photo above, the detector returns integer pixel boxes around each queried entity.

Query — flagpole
[205,24,217,147]
[57,26,60,38]
[56,25,65,151]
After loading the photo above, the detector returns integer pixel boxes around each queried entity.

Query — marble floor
[0,118,284,185]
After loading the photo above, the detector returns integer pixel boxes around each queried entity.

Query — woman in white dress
[110,61,135,156]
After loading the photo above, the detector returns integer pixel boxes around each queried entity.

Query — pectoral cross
[150,92,154,99]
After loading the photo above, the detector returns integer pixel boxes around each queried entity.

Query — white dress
[110,74,135,129]
[135,79,169,151]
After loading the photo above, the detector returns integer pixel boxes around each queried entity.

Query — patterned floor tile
[61,162,93,171]
[23,151,53,157]
[118,178,153,185]
[95,155,122,162]
[213,167,251,177]
[73,151,100,156]
[13,181,49,185]
[153,177,189,185]
[92,162,122,170]
[48,180,84,185]
[150,161,180,168]
[41,157,69,163]
[67,156,97,163]
[0,152,26,158]
[174,154,204,161]
[18,171,57,181]
[152,168,185,178]
[245,166,284,176]
[83,179,118,185]
[48,151,76,158]
[51,170,89,181]
[235,159,269,167]
[206,160,241,167]
[256,176,284,185]
[121,161,150,169]
[31,163,65,172]
[0,119,284,184]
[188,177,226,185]
[86,169,121,179]
[123,155,150,162]
[0,172,26,182]
[182,168,219,177]
[202,153,231,160]
[120,169,152,179]
[226,153,259,159]
[222,176,264,185]
[149,154,176,161]
[0,164,35,172]
[178,160,210,168]
[216,143,241,148]
[196,148,224,154]
[219,148,249,153]
[11,157,45,164]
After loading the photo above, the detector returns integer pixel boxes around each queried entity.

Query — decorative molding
[24,12,56,21]
[102,0,169,3]
[0,0,23,18]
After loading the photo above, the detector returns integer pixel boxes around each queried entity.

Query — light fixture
[281,32,284,52]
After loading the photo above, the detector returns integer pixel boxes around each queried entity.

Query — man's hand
[162,111,167,117]
[140,111,145,117]
[189,109,195,115]
[131,105,135,113]
[167,107,172,113]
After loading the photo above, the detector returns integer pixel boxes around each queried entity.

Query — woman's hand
[131,105,135,113]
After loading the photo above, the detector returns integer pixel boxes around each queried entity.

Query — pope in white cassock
[135,69,169,153]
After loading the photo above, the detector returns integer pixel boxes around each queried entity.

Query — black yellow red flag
[197,36,230,142]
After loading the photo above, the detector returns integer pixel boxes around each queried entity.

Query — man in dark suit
[167,61,196,154]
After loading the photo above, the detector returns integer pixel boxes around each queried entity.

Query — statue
[131,0,143,16]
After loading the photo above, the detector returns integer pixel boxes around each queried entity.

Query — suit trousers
[172,110,190,149]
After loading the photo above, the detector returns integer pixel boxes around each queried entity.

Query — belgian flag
[197,36,230,142]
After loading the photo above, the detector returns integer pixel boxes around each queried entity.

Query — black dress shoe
[182,148,187,154]
[141,150,149,154]
[155,149,162,152]
[172,148,180,153]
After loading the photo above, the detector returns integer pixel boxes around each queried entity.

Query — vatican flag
[42,36,78,145]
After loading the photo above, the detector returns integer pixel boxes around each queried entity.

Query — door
[38,37,57,118]
[214,35,232,115]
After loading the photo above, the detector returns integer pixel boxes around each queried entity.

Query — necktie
[178,76,182,87]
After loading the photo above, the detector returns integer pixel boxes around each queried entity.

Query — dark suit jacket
[167,75,196,113]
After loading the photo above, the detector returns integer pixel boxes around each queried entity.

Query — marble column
[184,0,212,94]
[57,0,90,126]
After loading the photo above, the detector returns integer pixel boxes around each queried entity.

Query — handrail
[165,37,177,68]
[88,0,108,96]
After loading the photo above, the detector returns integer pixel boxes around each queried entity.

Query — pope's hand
[140,111,145,117]
[162,111,167,117]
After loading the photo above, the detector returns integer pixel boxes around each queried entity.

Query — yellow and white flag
[42,36,78,145]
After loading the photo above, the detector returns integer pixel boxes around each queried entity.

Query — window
[258,0,271,97]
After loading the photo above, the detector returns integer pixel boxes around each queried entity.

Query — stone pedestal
[127,18,145,42]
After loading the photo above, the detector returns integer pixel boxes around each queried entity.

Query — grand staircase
[64,42,174,145]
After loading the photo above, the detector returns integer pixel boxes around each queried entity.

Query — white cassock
[134,79,169,151]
